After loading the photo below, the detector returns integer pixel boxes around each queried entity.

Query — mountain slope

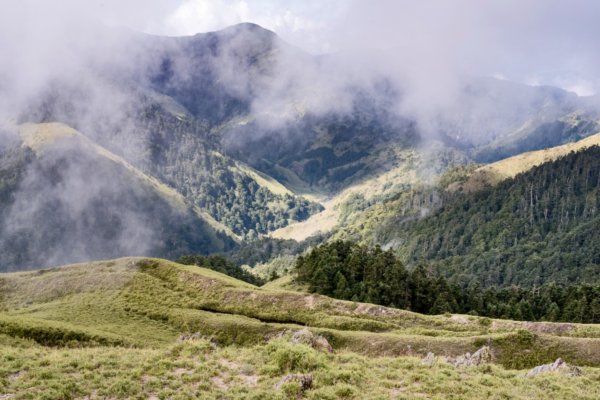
[0,257,599,398]
[1,257,600,360]
[451,130,600,192]
[5,22,600,276]
[0,123,235,271]
[374,145,600,287]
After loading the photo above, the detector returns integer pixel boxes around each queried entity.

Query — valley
[1,5,600,398]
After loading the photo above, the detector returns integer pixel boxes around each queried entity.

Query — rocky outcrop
[290,328,333,353]
[449,346,492,367]
[423,346,492,367]
[526,358,582,378]
[275,374,313,391]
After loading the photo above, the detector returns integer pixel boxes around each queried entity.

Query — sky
[129,0,600,96]
[2,0,600,99]
[1,0,599,267]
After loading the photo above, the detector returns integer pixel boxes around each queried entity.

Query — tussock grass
[1,257,600,398]
[1,337,599,399]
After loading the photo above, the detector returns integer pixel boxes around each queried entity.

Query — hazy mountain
[3,23,600,271]
[0,123,235,271]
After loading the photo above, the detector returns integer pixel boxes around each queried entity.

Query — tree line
[295,240,600,323]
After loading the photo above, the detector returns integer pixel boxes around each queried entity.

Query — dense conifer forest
[296,241,600,323]
[375,146,600,287]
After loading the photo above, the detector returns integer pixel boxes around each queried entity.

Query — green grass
[1,257,600,398]
[1,336,599,399]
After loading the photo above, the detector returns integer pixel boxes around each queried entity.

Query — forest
[375,146,600,287]
[138,106,323,238]
[295,240,600,323]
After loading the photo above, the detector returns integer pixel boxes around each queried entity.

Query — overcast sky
[3,0,600,96]
[129,0,600,96]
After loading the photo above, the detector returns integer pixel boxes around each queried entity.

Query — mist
[1,0,600,268]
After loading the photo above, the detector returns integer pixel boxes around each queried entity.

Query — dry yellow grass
[271,151,420,241]
[451,131,600,192]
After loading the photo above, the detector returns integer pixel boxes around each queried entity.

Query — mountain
[3,22,600,274]
[451,130,600,192]
[0,122,235,271]
[0,257,599,398]
[338,144,600,288]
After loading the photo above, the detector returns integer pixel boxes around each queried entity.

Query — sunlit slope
[271,148,439,241]
[451,130,600,192]
[1,257,600,369]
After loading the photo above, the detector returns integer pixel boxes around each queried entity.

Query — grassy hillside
[1,258,600,398]
[451,130,600,192]
[270,144,463,242]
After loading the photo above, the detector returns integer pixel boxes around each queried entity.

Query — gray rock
[422,352,436,365]
[291,328,333,353]
[526,358,582,378]
[449,346,492,367]
[275,373,313,391]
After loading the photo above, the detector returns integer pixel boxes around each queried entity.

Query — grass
[1,257,600,398]
[451,130,600,192]
[1,336,599,399]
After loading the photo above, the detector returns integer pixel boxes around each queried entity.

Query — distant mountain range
[2,23,600,272]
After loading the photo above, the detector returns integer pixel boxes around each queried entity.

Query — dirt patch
[354,304,396,317]
[210,376,228,390]
[173,368,193,376]
[219,358,239,370]
[240,374,258,387]
[76,390,98,400]
[450,315,470,325]
[525,322,575,335]
[8,371,24,382]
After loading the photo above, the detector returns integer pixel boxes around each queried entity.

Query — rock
[312,335,334,353]
[526,358,582,378]
[422,352,436,365]
[449,346,492,367]
[177,332,218,349]
[291,328,333,353]
[275,374,313,391]
[290,328,313,345]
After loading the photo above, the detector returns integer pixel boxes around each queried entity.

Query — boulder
[449,346,492,367]
[291,328,333,353]
[526,358,582,378]
[275,373,313,391]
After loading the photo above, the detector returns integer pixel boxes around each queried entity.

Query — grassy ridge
[1,258,600,398]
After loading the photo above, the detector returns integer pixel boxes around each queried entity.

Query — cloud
[1,0,600,270]
[163,0,342,53]
[161,0,600,95]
